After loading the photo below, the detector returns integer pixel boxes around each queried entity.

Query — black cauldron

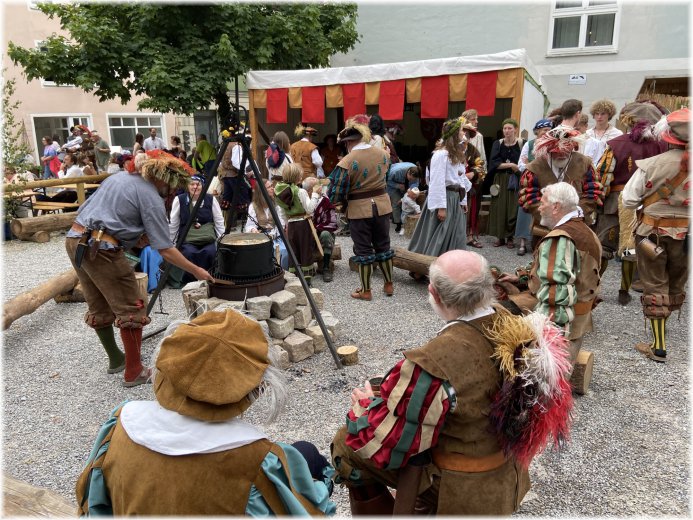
[216,233,276,279]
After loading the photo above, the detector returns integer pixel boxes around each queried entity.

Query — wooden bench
[31,201,81,214]
[3,472,75,517]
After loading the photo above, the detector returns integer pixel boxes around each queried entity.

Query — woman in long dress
[408,117,472,265]
[488,118,522,248]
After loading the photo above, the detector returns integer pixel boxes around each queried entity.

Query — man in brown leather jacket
[328,115,393,301]
[622,108,689,363]
[331,250,530,515]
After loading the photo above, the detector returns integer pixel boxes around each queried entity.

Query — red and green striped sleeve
[535,236,580,331]
[345,359,452,470]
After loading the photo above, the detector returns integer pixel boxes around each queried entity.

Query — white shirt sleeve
[298,188,320,214]
[518,142,530,173]
[231,145,243,170]
[427,151,448,211]
[621,168,647,209]
[169,197,181,242]
[311,149,325,178]
[212,197,224,237]
[459,169,472,207]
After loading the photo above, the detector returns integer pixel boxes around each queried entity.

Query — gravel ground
[2,227,689,516]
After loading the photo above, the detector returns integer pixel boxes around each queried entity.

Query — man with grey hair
[500,182,602,393]
[76,309,336,516]
[331,249,530,516]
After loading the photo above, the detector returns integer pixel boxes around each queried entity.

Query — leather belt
[573,299,596,316]
[71,223,120,246]
[348,188,386,201]
[610,184,625,192]
[445,185,461,191]
[432,448,507,473]
[640,214,689,228]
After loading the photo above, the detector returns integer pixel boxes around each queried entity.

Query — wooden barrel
[135,272,149,308]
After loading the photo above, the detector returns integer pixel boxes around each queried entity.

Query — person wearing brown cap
[594,101,668,305]
[76,309,336,516]
[328,114,393,300]
[622,108,689,364]
[65,151,214,388]
[290,123,324,180]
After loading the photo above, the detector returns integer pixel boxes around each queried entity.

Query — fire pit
[209,265,286,301]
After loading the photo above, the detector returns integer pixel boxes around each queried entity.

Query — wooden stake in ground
[337,345,359,366]
[570,349,594,395]
[3,269,79,330]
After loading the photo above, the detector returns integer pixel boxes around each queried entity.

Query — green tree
[8,3,359,126]
[2,73,34,173]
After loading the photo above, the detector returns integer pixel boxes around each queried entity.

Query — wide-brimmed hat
[140,149,195,190]
[619,101,667,128]
[155,310,270,422]
[295,123,318,138]
[655,108,689,146]
[338,114,371,144]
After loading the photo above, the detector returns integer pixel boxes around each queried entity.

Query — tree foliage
[8,3,359,124]
[1,73,34,172]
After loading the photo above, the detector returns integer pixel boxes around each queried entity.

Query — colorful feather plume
[486,310,574,469]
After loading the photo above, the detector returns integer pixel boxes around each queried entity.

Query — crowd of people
[31,95,686,516]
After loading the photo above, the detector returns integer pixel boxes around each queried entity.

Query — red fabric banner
[342,83,366,121]
[466,71,498,117]
[266,88,288,124]
[378,80,405,121]
[421,75,449,119]
[301,86,326,123]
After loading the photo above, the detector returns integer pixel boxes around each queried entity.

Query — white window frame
[547,0,620,57]
[106,113,166,151]
[34,40,75,87]
[30,113,92,163]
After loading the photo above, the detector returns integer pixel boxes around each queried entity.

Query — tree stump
[404,214,420,238]
[570,349,594,395]
[337,345,359,366]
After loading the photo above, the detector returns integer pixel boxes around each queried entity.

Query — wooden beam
[2,472,75,517]
[3,269,79,330]
[19,174,109,191]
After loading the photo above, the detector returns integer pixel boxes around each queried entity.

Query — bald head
[429,250,496,318]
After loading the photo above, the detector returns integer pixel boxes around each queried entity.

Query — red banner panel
[466,71,498,117]
[301,86,326,123]
[266,88,288,123]
[421,75,449,119]
[342,83,366,121]
[378,80,405,121]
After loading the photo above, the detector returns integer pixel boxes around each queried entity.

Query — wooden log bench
[3,472,75,516]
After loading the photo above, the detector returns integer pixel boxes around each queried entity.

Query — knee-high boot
[348,485,394,516]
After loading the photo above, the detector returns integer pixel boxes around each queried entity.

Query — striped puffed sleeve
[345,359,452,470]
[519,169,541,212]
[595,145,616,195]
[534,236,580,330]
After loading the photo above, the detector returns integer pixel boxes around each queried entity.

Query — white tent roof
[246,48,541,90]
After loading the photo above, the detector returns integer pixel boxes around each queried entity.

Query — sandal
[467,239,483,249]
[506,240,515,249]
[123,367,152,388]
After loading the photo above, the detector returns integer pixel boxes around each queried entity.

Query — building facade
[331,1,689,121]
[2,2,248,163]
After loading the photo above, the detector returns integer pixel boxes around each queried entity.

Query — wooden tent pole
[510,67,525,125]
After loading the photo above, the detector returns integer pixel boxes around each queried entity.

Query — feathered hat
[534,127,584,159]
[337,114,372,144]
[294,123,318,138]
[654,108,689,146]
[619,101,668,129]
[140,149,195,190]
